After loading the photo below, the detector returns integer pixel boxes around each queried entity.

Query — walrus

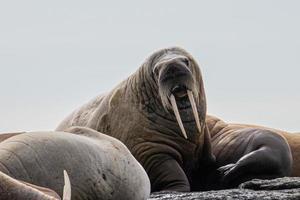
[57,46,300,191]
[57,47,216,192]
[205,115,297,189]
[0,127,150,199]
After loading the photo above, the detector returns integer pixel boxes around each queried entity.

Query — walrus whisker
[170,94,188,139]
[187,90,202,134]
[63,170,71,200]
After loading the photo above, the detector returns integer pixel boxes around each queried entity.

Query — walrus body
[57,47,215,192]
[0,127,150,200]
[57,46,297,191]
[206,115,296,188]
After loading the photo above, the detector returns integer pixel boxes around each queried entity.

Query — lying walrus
[0,127,150,199]
[206,115,298,189]
[57,47,216,192]
[57,46,299,191]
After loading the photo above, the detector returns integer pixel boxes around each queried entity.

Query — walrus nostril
[182,58,189,66]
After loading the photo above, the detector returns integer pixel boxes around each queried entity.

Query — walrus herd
[1,47,299,199]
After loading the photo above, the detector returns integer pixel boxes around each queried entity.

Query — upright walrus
[57,47,216,192]
[57,47,300,191]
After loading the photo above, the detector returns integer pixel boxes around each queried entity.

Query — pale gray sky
[0,0,299,133]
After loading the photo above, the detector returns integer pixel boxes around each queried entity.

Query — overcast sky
[0,0,299,133]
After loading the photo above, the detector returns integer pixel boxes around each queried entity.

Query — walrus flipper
[214,128,292,188]
[149,159,190,192]
[0,170,62,200]
[217,148,284,187]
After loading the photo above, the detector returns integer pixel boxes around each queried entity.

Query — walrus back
[56,93,106,131]
[0,131,150,200]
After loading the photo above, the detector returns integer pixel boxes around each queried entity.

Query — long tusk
[187,90,202,134]
[63,170,71,200]
[170,94,188,139]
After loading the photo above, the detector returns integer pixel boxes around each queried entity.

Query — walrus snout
[154,53,204,140]
[157,57,194,109]
[171,85,188,98]
[158,61,192,84]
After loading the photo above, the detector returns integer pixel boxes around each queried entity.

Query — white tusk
[63,170,71,200]
[187,90,202,134]
[170,94,188,139]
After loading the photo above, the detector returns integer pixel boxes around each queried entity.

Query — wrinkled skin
[57,47,216,192]
[205,115,296,189]
[0,127,150,200]
[57,46,300,192]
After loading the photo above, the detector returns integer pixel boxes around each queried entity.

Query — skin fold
[56,47,216,192]
[0,127,150,200]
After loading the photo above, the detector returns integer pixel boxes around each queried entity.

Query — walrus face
[153,54,203,139]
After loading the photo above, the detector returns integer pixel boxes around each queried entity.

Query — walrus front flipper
[149,159,190,192]
[216,129,292,188]
[0,170,61,200]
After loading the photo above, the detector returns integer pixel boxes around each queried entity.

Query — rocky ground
[149,177,300,200]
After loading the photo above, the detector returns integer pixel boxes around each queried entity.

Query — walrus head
[148,47,207,140]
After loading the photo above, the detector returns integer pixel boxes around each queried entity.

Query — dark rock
[240,177,300,190]
[149,177,300,200]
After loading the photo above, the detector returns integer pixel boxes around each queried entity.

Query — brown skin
[56,46,300,192]
[57,47,215,192]
[57,47,297,191]
[206,115,295,189]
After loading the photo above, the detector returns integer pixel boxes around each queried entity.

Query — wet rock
[149,177,300,200]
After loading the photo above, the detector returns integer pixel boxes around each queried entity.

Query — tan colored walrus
[57,47,216,192]
[57,46,299,191]
[205,115,299,188]
[0,127,150,199]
